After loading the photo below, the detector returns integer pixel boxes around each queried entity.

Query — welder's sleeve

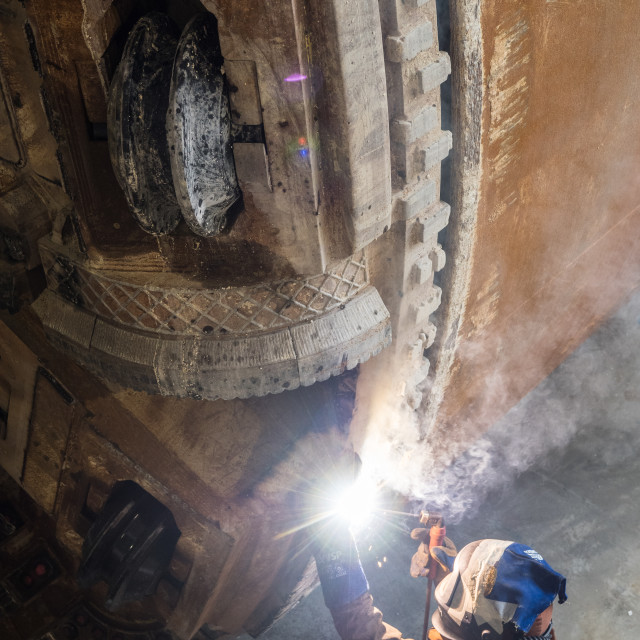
[314,526,412,640]
[329,592,413,640]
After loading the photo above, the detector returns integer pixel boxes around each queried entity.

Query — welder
[313,519,567,640]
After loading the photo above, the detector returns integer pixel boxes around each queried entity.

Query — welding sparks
[272,445,422,545]
[329,474,378,530]
[273,468,381,540]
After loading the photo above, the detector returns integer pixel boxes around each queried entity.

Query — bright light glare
[330,475,378,531]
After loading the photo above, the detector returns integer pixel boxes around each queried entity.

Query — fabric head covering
[432,539,567,640]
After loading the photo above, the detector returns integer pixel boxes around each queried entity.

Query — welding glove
[409,528,457,582]
[313,523,370,610]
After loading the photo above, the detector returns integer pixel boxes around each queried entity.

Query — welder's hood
[432,539,567,640]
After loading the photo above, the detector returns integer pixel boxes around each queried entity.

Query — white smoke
[355,334,602,523]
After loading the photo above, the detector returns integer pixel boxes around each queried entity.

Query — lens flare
[284,73,307,82]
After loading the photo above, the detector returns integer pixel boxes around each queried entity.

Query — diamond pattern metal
[64,253,368,336]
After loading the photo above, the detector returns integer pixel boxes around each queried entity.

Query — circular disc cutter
[107,12,181,235]
[167,13,241,237]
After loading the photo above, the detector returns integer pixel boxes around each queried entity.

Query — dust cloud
[355,352,593,523]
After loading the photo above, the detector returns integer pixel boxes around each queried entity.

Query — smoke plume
[355,334,605,522]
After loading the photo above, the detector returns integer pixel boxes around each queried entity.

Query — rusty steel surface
[426,1,640,454]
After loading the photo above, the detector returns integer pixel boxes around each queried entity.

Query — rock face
[107,13,181,235]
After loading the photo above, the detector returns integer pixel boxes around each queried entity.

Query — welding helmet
[431,539,567,640]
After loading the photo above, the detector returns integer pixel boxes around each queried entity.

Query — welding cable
[422,524,447,640]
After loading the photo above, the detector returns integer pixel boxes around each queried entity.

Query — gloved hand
[409,527,457,582]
